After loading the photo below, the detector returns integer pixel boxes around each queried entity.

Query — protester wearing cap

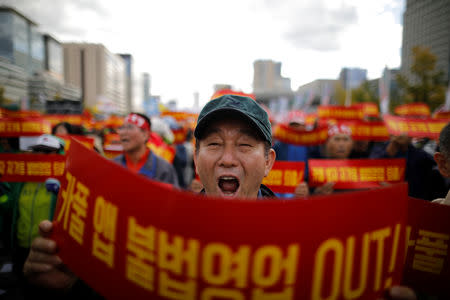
[432,122,450,205]
[194,94,276,198]
[370,131,447,201]
[114,112,178,186]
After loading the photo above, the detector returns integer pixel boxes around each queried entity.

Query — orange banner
[0,118,51,136]
[262,161,305,193]
[318,105,365,120]
[0,153,66,182]
[0,108,41,118]
[43,114,85,126]
[160,111,199,121]
[383,115,449,139]
[394,103,430,117]
[273,124,328,145]
[210,89,256,100]
[433,110,450,119]
[148,142,175,163]
[308,159,406,189]
[53,139,409,300]
[172,128,187,144]
[354,102,380,117]
[339,121,390,141]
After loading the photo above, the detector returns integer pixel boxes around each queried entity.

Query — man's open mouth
[218,176,240,195]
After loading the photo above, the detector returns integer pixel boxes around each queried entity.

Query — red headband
[124,114,150,131]
[328,124,352,137]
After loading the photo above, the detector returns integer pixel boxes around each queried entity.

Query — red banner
[383,115,449,139]
[403,198,450,297]
[262,161,305,193]
[210,89,256,100]
[273,124,328,146]
[339,121,390,141]
[318,106,365,120]
[394,103,430,117]
[308,159,406,189]
[172,128,187,144]
[53,140,408,300]
[161,111,199,121]
[43,114,85,126]
[433,110,450,120]
[0,108,41,118]
[0,153,66,182]
[0,118,51,136]
[354,103,380,117]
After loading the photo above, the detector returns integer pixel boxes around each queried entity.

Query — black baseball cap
[194,94,272,144]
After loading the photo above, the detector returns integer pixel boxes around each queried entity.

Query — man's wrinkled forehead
[200,117,262,141]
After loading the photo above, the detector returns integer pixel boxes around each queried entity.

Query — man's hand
[386,135,410,157]
[23,220,77,290]
[378,286,417,300]
[294,182,310,197]
[314,182,335,195]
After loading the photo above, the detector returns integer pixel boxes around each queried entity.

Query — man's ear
[264,148,276,177]
[434,152,450,178]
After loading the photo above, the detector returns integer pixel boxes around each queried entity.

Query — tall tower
[401,0,450,82]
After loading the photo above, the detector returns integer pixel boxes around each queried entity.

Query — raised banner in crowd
[403,198,450,297]
[433,110,450,119]
[172,128,188,144]
[0,118,51,137]
[262,161,305,193]
[394,103,431,117]
[339,121,389,141]
[273,124,328,146]
[53,140,409,300]
[44,114,85,126]
[383,115,450,139]
[0,108,41,118]
[354,103,379,117]
[0,153,66,182]
[308,159,406,189]
[317,105,365,120]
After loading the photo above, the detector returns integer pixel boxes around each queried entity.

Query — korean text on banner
[52,139,409,300]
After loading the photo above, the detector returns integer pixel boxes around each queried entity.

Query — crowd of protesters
[0,94,449,299]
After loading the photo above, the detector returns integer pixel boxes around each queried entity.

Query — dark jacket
[370,143,447,201]
[113,151,179,187]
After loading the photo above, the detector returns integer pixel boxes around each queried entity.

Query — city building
[339,68,367,90]
[401,0,450,83]
[142,72,151,103]
[253,60,294,108]
[253,60,292,94]
[119,53,133,113]
[63,43,127,114]
[0,6,80,110]
[296,79,338,110]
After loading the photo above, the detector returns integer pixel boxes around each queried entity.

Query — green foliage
[396,46,447,111]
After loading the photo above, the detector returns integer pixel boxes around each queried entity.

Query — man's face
[118,123,149,153]
[325,134,353,159]
[194,117,275,199]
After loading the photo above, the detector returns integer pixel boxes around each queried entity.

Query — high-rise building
[296,79,337,110]
[339,68,367,90]
[0,6,80,110]
[63,43,127,114]
[253,60,292,94]
[119,54,133,113]
[143,72,151,103]
[401,0,450,82]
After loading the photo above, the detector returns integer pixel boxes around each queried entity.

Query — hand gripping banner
[53,140,409,300]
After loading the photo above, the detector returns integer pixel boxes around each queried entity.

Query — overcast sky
[2,0,404,110]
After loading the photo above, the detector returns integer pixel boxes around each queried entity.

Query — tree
[396,46,446,111]
[333,82,347,105]
[351,81,378,104]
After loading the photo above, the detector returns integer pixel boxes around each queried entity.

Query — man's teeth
[221,176,236,180]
